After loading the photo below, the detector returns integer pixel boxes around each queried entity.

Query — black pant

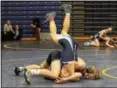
[46,50,61,66]
[15,35,21,40]
[2,31,14,41]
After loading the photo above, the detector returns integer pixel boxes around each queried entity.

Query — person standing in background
[3,20,15,41]
[14,25,22,40]
[31,17,41,41]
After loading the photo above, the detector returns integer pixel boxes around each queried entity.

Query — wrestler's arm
[62,72,81,82]
[99,30,110,41]
[105,40,114,48]
[99,30,106,40]
[56,62,82,83]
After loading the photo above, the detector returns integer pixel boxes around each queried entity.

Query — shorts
[98,38,105,42]
[46,50,61,66]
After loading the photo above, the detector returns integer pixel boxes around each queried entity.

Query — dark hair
[32,17,41,28]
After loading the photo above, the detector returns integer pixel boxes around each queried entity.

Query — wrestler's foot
[84,42,90,46]
[24,68,31,85]
[43,12,56,23]
[14,67,21,76]
[61,4,72,13]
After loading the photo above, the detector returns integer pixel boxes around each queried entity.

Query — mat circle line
[4,43,105,51]
[102,66,117,79]
[4,43,60,51]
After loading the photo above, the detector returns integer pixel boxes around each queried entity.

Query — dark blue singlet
[46,35,79,67]
[92,32,105,42]
[58,35,78,67]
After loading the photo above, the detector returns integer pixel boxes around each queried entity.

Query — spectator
[31,17,41,41]
[3,20,15,41]
[14,25,22,40]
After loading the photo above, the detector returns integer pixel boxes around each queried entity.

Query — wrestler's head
[106,27,112,33]
[83,66,102,79]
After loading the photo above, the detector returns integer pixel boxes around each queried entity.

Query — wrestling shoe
[61,4,72,13]
[14,67,21,76]
[24,68,31,85]
[43,12,56,24]
[84,42,90,46]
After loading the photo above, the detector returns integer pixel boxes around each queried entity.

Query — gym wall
[62,1,117,36]
[1,1,117,38]
[1,1,62,38]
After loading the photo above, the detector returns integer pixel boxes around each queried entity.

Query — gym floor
[2,41,117,87]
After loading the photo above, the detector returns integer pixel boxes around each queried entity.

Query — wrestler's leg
[26,60,49,70]
[14,61,48,76]
[14,51,56,76]
[61,4,71,35]
[92,39,100,46]
[24,51,61,84]
[84,39,100,47]
[24,60,61,85]
[45,12,60,44]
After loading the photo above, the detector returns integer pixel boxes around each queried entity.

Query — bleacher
[1,1,62,38]
[84,1,117,36]
[1,1,117,40]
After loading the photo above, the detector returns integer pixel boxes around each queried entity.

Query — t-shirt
[4,24,13,32]
[15,30,19,36]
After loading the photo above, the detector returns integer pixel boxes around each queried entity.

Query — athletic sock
[49,18,54,22]
[65,13,70,19]
[84,42,91,46]
[66,13,70,15]
[30,69,40,75]
[87,42,91,46]
[19,67,25,72]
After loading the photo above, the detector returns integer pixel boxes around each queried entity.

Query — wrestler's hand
[55,77,67,84]
[105,37,110,41]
